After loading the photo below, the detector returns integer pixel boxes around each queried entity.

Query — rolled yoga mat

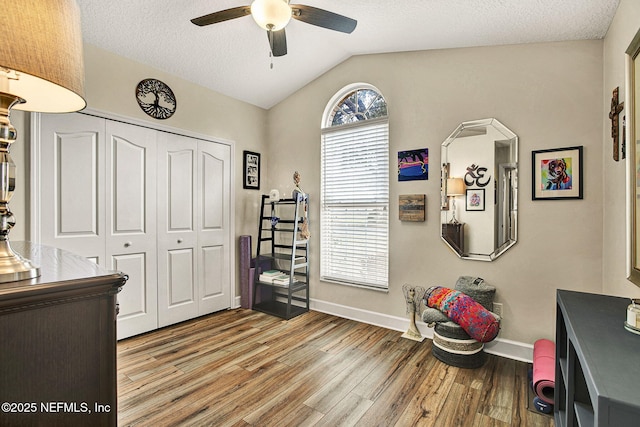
[239,235,252,309]
[532,339,555,405]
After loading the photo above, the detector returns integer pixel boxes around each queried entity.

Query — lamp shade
[0,0,86,113]
[447,178,466,196]
[251,0,292,31]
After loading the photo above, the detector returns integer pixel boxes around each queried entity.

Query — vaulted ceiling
[77,0,619,109]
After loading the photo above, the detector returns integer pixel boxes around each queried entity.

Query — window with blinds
[321,87,389,290]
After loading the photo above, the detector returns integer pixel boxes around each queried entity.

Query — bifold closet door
[156,133,231,327]
[105,120,158,339]
[197,140,232,315]
[36,112,232,337]
[38,113,106,264]
[38,113,159,340]
[157,133,198,326]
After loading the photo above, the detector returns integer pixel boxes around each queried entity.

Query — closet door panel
[112,252,147,318]
[202,245,224,297]
[157,133,198,327]
[57,135,99,235]
[105,121,157,339]
[38,113,106,263]
[197,142,231,314]
[167,248,195,304]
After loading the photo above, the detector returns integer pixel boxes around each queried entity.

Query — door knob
[124,241,132,247]
[177,239,183,244]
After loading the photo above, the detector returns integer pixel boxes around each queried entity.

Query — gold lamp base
[0,240,39,282]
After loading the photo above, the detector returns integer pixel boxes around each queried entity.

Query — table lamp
[0,0,86,282]
[446,177,465,224]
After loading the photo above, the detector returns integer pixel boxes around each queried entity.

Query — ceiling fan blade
[290,5,357,33]
[268,28,287,57]
[191,6,251,27]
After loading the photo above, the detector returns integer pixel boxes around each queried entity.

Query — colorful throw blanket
[424,286,499,343]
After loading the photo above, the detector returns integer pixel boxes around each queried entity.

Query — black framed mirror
[440,118,518,261]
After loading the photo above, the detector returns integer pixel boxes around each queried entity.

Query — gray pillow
[454,276,495,310]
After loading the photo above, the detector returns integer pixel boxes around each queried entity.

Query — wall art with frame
[532,146,583,200]
[466,189,485,211]
[243,150,260,190]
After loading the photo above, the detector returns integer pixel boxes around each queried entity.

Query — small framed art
[466,189,485,211]
[399,194,426,221]
[532,146,583,200]
[243,151,260,190]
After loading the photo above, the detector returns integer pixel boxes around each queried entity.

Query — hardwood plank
[313,392,374,427]
[117,309,555,427]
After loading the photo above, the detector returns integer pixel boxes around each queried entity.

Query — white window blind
[321,118,389,289]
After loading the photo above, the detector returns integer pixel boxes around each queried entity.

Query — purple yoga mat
[239,235,252,308]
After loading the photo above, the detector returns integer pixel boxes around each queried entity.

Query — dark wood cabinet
[0,242,126,427]
[442,222,465,253]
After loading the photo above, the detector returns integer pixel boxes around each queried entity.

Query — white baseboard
[233,295,533,362]
[310,298,534,363]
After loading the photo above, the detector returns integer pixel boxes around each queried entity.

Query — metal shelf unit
[252,194,309,319]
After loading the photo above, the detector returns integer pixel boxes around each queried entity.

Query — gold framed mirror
[627,28,640,286]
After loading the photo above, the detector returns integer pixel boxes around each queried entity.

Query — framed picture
[243,151,260,190]
[398,148,428,181]
[466,189,485,211]
[399,194,426,221]
[532,146,583,200]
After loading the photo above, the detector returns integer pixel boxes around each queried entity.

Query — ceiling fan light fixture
[250,0,291,31]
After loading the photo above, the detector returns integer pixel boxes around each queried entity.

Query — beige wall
[13,44,269,298]
[602,0,640,299]
[267,40,604,344]
[8,15,635,347]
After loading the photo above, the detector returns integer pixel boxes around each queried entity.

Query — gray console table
[555,290,640,426]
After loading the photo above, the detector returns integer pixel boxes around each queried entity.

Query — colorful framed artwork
[466,189,485,211]
[398,148,428,181]
[532,146,583,200]
[243,151,260,190]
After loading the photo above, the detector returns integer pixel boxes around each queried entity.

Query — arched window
[321,85,389,290]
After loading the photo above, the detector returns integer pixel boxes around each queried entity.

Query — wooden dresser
[0,242,126,427]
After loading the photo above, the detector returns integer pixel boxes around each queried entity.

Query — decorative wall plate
[135,78,176,119]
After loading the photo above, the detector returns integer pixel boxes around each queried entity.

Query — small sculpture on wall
[401,284,426,342]
[609,86,624,161]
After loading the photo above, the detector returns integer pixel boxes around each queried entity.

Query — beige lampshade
[0,0,86,113]
[446,178,466,196]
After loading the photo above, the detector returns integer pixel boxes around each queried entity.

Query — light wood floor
[117,309,554,427]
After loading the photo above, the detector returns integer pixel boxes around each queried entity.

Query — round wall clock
[135,78,177,119]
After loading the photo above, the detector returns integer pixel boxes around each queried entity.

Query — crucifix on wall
[609,87,624,161]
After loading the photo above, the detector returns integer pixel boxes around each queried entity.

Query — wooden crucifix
[609,87,624,161]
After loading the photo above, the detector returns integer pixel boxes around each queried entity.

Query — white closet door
[38,113,106,264]
[157,132,199,326]
[197,141,231,314]
[35,111,233,337]
[105,120,158,339]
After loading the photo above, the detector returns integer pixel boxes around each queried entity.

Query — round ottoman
[431,322,487,369]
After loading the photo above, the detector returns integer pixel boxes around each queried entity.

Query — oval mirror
[440,118,518,261]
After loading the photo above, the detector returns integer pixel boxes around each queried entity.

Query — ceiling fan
[191,0,357,57]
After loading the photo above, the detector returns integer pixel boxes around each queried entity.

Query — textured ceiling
[77,0,620,109]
